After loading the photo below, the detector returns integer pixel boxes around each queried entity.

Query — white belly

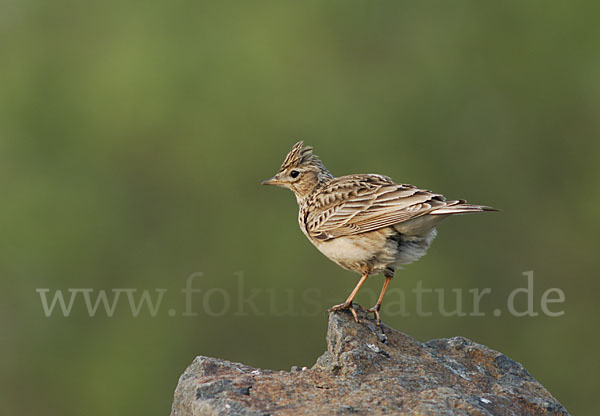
[308,227,437,274]
[315,235,377,265]
[309,229,396,273]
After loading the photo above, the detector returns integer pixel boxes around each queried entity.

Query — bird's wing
[305,174,453,240]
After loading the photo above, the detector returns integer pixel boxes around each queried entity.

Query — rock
[171,307,569,415]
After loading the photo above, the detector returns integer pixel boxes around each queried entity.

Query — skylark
[263,141,497,325]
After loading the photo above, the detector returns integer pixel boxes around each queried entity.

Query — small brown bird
[263,141,497,325]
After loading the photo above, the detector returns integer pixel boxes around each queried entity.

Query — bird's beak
[262,176,282,186]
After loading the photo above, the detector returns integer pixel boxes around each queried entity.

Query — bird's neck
[294,172,334,206]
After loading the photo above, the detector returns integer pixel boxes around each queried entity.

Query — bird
[262,141,498,325]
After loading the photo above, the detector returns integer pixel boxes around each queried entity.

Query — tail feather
[430,200,499,215]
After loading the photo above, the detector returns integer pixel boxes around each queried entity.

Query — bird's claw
[328,302,359,323]
[367,305,381,326]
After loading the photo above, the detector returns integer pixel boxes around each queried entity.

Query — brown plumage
[263,141,498,324]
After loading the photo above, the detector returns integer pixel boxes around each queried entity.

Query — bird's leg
[368,276,392,326]
[328,273,369,323]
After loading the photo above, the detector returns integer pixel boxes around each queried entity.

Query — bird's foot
[367,305,381,326]
[328,302,359,323]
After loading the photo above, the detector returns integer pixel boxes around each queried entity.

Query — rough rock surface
[171,307,569,415]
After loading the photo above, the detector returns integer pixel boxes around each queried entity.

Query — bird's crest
[279,141,323,172]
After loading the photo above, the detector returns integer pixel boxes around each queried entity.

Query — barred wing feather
[305,175,450,240]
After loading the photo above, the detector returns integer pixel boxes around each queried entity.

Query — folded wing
[305,175,454,240]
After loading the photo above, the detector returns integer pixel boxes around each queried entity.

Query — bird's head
[262,141,333,202]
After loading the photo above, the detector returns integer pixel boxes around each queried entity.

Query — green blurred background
[2,1,599,414]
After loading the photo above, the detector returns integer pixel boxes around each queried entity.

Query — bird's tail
[430,200,499,215]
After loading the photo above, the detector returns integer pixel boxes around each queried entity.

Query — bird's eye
[290,170,300,178]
